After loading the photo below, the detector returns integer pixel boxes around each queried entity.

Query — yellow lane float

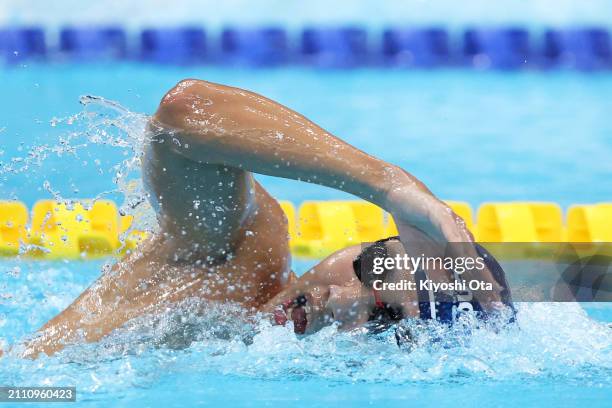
[0,201,29,256]
[0,199,610,260]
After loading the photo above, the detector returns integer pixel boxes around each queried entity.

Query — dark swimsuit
[352,236,516,324]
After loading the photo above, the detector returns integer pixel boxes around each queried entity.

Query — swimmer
[20,79,512,357]
[263,238,514,337]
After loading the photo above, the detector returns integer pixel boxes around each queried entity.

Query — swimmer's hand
[384,183,504,306]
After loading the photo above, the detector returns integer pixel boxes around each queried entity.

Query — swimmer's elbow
[151,79,245,158]
[153,79,204,131]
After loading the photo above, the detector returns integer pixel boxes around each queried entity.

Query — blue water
[0,259,611,407]
[1,64,611,407]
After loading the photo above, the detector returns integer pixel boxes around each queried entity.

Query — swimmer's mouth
[273,294,310,334]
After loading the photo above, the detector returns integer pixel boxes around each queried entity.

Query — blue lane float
[301,27,368,68]
[59,27,126,61]
[0,27,45,63]
[543,28,612,70]
[141,27,206,64]
[2,25,612,71]
[463,28,531,70]
[382,27,450,67]
[220,27,288,66]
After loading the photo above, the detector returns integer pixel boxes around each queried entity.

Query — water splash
[1,233,611,396]
[2,272,611,391]
[0,95,158,234]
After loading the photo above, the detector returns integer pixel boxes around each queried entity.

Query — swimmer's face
[267,245,417,335]
[274,280,375,334]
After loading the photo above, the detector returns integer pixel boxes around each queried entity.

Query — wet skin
[19,79,501,358]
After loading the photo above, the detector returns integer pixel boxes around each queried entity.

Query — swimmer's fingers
[385,186,503,305]
[394,212,504,306]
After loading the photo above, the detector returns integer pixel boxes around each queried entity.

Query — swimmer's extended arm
[154,80,467,243]
[153,79,502,301]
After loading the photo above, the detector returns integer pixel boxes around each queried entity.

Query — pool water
[2,64,612,207]
[0,259,611,407]
[1,64,611,407]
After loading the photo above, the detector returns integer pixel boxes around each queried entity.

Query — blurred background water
[2,0,612,28]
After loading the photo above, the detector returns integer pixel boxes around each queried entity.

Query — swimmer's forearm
[152,79,430,209]
[21,301,100,358]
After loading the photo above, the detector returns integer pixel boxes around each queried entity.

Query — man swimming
[21,79,511,357]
